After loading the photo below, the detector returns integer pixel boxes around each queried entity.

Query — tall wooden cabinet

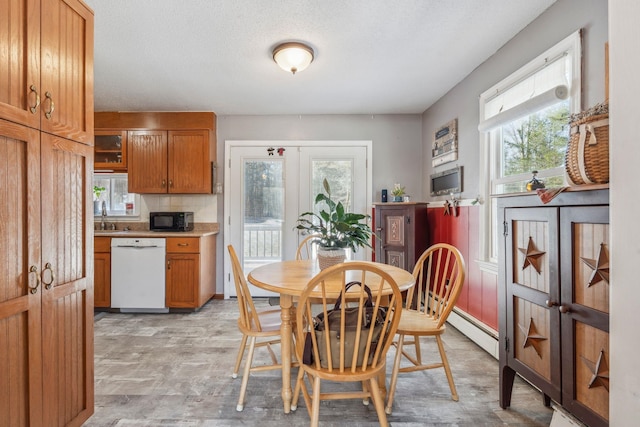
[0,0,94,425]
[498,189,609,427]
[94,112,217,194]
[373,202,429,272]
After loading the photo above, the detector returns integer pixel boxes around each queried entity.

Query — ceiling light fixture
[272,42,314,75]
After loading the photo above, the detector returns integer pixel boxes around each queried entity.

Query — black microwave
[150,212,194,232]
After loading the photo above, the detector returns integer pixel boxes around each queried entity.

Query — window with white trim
[93,173,141,218]
[479,31,582,263]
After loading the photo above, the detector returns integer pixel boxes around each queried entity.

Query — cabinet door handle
[376,227,383,232]
[558,305,571,314]
[162,179,166,188]
[177,243,189,247]
[545,299,559,308]
[169,180,173,187]
[29,265,41,294]
[29,85,41,114]
[44,92,55,119]
[167,260,171,270]
[42,262,55,290]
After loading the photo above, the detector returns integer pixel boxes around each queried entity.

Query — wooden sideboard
[497,188,609,427]
[373,202,429,272]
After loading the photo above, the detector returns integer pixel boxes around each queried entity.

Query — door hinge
[503,221,508,237]
[505,336,510,353]
[407,216,411,224]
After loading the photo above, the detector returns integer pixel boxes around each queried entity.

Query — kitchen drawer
[167,237,200,253]
[95,237,111,252]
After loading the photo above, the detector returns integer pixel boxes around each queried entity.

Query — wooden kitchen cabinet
[94,237,111,308]
[0,0,94,145]
[498,188,609,427]
[373,202,429,272]
[94,112,216,194]
[95,130,127,171]
[166,235,216,308]
[0,1,94,425]
[127,130,211,193]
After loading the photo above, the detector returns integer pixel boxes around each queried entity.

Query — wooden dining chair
[295,234,322,260]
[227,245,284,411]
[385,243,466,415]
[290,262,403,427]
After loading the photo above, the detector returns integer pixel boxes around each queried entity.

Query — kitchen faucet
[100,201,107,230]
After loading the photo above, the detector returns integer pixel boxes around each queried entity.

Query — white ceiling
[85,0,557,115]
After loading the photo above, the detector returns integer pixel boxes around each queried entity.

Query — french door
[224,141,371,297]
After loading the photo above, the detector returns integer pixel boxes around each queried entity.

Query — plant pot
[392,196,403,202]
[94,200,102,215]
[317,247,346,270]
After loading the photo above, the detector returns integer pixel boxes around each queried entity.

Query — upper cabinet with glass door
[95,130,127,171]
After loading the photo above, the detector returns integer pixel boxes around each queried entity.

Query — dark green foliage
[296,178,372,252]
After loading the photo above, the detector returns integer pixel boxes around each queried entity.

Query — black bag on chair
[302,281,388,368]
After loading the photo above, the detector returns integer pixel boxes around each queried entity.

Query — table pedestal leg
[280,295,293,413]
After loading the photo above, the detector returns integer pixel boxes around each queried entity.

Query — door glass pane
[311,160,354,213]
[311,160,355,259]
[243,160,284,272]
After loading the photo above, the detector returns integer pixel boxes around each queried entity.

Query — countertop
[93,222,219,238]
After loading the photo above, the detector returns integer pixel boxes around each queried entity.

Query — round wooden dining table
[247,259,415,414]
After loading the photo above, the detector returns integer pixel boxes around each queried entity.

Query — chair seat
[396,308,446,336]
[239,308,283,334]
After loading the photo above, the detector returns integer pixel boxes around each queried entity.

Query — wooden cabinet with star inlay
[497,188,609,427]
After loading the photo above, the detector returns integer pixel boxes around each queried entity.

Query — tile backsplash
[141,194,218,222]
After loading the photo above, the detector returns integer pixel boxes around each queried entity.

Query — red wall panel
[427,205,497,331]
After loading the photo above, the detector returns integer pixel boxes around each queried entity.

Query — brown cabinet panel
[373,202,429,272]
[39,0,94,144]
[498,190,609,427]
[0,0,41,130]
[0,118,42,427]
[165,235,215,309]
[39,132,94,425]
[94,237,111,308]
[166,253,200,307]
[166,237,200,253]
[127,130,168,193]
[168,130,212,193]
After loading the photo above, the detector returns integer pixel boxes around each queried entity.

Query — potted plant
[391,183,405,202]
[93,185,106,215]
[296,178,373,269]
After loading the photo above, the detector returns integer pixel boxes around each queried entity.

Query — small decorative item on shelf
[296,178,373,269]
[391,183,406,202]
[526,171,545,192]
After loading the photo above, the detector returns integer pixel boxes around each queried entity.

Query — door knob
[558,305,571,314]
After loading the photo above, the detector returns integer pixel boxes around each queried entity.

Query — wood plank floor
[86,299,553,426]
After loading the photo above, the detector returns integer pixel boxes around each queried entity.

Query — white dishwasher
[111,238,168,313]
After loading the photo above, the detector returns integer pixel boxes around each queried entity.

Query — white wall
[214,114,422,293]
[421,0,609,202]
[609,0,640,423]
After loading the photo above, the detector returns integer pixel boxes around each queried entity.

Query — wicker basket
[317,248,346,270]
[565,113,609,185]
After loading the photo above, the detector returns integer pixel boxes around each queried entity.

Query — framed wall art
[432,118,458,167]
